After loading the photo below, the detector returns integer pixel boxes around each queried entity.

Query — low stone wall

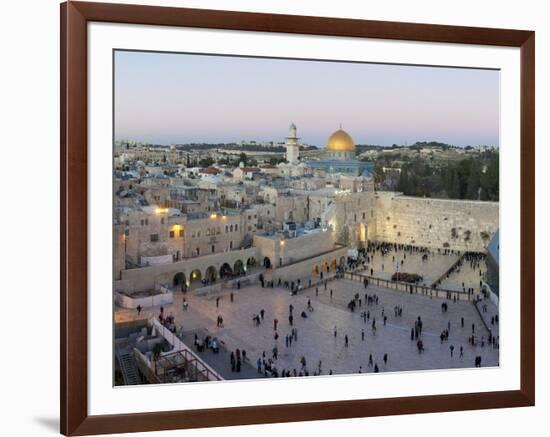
[270,246,349,285]
[193,283,222,296]
[115,289,174,309]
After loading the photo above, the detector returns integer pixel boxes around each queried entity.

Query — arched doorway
[234,260,245,275]
[173,272,186,289]
[321,260,329,273]
[205,266,218,282]
[190,269,202,284]
[246,257,256,269]
[263,257,272,269]
[220,263,233,279]
[312,264,319,275]
[330,259,337,271]
[339,256,346,266]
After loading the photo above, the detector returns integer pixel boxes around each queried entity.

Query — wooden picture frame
[61,1,535,435]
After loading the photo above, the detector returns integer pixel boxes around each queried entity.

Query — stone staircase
[116,349,141,385]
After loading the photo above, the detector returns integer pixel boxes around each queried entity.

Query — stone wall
[270,246,348,285]
[369,192,498,252]
[254,230,336,268]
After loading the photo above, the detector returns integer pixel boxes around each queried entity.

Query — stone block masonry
[369,192,499,252]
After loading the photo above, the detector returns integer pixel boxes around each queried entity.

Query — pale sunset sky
[114,50,499,148]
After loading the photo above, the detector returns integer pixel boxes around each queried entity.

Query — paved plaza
[116,276,499,380]
[364,247,486,293]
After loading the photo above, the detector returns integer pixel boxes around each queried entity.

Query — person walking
[273,318,278,330]
[136,304,142,316]
[361,329,365,341]
[230,351,235,372]
[216,297,220,308]
[383,353,388,366]
[345,335,349,347]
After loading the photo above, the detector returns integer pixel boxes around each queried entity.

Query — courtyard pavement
[365,248,461,286]
[116,277,499,379]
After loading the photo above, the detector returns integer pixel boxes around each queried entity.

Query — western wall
[367,192,499,252]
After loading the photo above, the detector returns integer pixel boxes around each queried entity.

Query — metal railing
[344,271,471,301]
[154,349,222,383]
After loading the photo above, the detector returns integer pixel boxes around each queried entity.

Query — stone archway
[246,257,256,269]
[190,269,202,284]
[173,272,186,289]
[263,257,272,269]
[220,262,233,279]
[234,259,245,275]
[330,259,337,271]
[205,266,218,282]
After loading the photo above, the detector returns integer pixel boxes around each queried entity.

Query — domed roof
[326,129,355,152]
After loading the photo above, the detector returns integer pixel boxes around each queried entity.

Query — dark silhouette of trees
[392,151,499,201]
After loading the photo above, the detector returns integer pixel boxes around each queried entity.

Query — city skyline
[115,50,500,148]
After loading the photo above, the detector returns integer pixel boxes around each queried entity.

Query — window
[169,231,175,238]
[235,224,238,231]
[248,226,252,231]
[196,248,200,256]
[217,227,221,235]
[362,212,366,220]
[140,219,145,226]
[225,225,229,233]
[206,229,211,236]
[248,215,251,220]
[150,234,159,242]
[230,225,233,232]
[230,241,233,249]
[179,229,184,237]
[197,231,201,237]
[161,217,165,224]
[211,245,215,253]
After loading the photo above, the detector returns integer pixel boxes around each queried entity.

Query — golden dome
[325,129,355,152]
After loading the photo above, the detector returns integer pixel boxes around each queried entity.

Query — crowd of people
[143,241,498,379]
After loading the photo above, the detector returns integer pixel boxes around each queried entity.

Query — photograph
[113,50,500,386]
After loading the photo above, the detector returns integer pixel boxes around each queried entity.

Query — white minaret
[285,122,300,164]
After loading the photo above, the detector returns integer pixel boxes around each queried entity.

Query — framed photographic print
[60,1,535,435]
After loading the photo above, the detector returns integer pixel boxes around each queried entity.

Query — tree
[238,152,248,166]
[198,156,215,167]
[397,169,409,193]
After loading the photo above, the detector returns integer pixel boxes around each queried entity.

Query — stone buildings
[113,124,499,295]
